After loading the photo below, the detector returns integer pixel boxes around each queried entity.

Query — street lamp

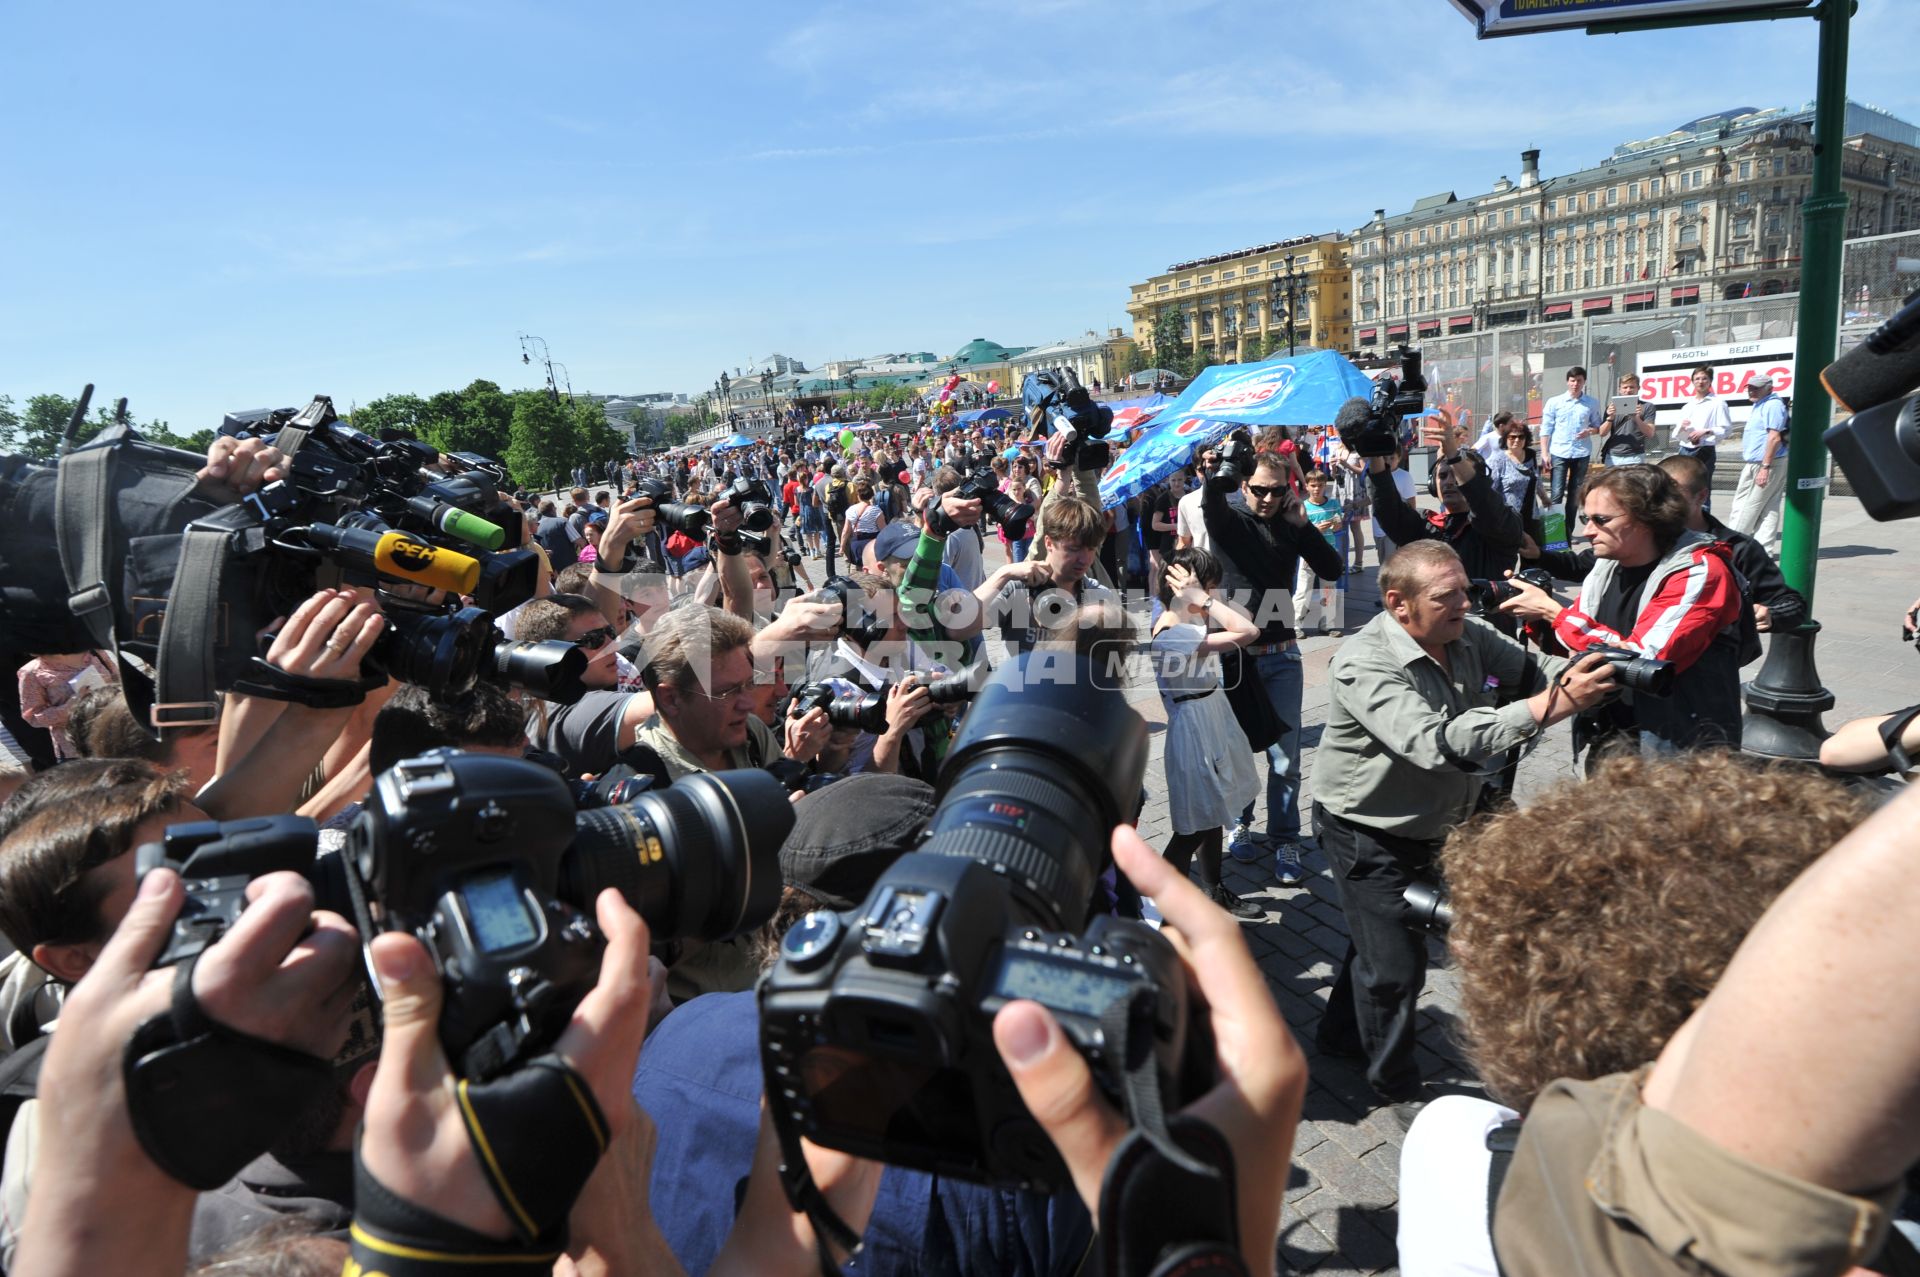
[518,333,562,405]
[1283,253,1302,356]
[760,369,774,434]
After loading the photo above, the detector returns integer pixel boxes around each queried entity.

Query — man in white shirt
[1539,367,1603,532]
[1174,444,1223,550]
[1673,364,1732,509]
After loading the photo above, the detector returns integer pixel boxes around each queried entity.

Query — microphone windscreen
[1821,339,1920,415]
[1335,397,1374,433]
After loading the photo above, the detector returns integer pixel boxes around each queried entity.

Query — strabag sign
[1635,337,1794,433]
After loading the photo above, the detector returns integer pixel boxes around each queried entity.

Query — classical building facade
[1123,232,1354,365]
[1349,102,1920,352]
[1004,329,1137,390]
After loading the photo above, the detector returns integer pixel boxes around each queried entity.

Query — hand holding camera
[1556,651,1622,712]
[881,678,936,739]
[264,587,385,685]
[1495,569,1565,624]
[196,435,288,498]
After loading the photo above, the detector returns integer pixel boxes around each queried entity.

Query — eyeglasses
[575,625,618,651]
[1246,482,1286,499]
[1580,511,1623,528]
[686,678,755,704]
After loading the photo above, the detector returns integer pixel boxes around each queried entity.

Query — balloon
[938,389,951,402]
[838,428,856,453]
[986,381,1000,394]
[944,375,962,393]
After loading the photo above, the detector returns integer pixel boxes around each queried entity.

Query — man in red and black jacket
[1501,464,1745,755]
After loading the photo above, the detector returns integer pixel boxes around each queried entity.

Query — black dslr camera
[790,666,981,735]
[819,574,892,648]
[951,467,1032,541]
[138,752,792,1080]
[1466,567,1556,618]
[1208,435,1257,492]
[1582,645,1675,698]
[1337,346,1426,458]
[760,654,1214,1191]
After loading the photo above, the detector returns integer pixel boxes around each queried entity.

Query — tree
[348,393,429,438]
[439,380,513,460]
[1118,342,1149,380]
[503,390,577,490]
[570,398,629,474]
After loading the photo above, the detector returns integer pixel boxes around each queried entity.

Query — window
[1774,157,1785,176]
[1419,229,1429,243]
[1737,190,1751,207]
[1738,160,1752,180]
[1546,246,1558,268]
[1680,225,1699,245]
[1547,198,1558,216]
[1734,216,1753,237]
[1583,268,1594,287]
[1221,270,1235,280]
[1245,261,1261,272]
[1586,218,1596,233]
[1563,272,1575,291]
[1504,209,1515,225]
[1604,238,1616,260]
[1177,280,1190,288]
[1450,289,1460,307]
[1682,199,1699,215]
[1733,248,1746,265]
[1198,275,1212,284]
[1583,242,1596,263]
[1630,182,1640,200]
[1650,177,1663,195]
[1521,206,1534,221]
[1604,266,1615,285]
[1606,187,1618,205]
[1587,192,1598,209]
[1766,214,1784,234]
[1450,220,1459,236]
[1156,283,1170,293]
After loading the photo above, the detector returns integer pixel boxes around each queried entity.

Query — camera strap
[454,1056,611,1245]
[1878,704,1920,774]
[1096,1116,1248,1277]
[123,955,335,1189]
[228,655,380,708]
[151,523,237,732]
[348,1150,562,1277]
[768,1089,867,1270]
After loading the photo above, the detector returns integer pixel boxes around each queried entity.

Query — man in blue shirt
[1540,366,1602,533]
[1726,372,1790,559]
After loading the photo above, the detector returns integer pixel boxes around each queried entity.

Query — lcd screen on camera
[991,953,1131,1017]
[463,870,537,953]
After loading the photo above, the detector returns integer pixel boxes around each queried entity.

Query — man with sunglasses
[1201,448,1345,884]
[1504,464,1745,756]
[1367,439,1526,602]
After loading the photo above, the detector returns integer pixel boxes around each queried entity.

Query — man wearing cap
[633,774,1094,1277]
[1726,372,1790,559]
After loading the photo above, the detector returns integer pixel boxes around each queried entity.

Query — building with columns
[1123,232,1354,365]
[1349,101,1920,353]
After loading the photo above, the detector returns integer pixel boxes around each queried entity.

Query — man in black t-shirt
[1146,469,1185,601]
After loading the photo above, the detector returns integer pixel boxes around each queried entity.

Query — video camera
[1822,287,1920,521]
[1336,346,1426,458]
[0,392,571,726]
[1208,435,1257,492]
[1022,368,1114,471]
[136,751,791,1081]
[760,653,1214,1194]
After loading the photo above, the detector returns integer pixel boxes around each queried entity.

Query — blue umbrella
[713,433,756,450]
[1149,350,1376,431]
[1096,415,1239,509]
[803,423,840,441]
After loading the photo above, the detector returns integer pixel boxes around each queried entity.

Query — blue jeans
[1009,536,1033,562]
[1236,647,1305,842]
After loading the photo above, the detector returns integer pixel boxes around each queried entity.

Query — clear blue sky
[3,1,1914,431]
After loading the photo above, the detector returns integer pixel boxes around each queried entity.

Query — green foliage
[571,398,629,473]
[0,392,204,459]
[503,390,576,490]
[1118,343,1149,379]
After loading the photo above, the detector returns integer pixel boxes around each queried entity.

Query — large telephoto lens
[489,638,588,704]
[376,605,493,697]
[562,768,791,941]
[917,652,1148,932]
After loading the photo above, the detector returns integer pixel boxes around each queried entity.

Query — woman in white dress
[1150,547,1265,922]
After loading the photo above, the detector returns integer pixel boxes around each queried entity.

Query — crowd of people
[0,358,1916,1277]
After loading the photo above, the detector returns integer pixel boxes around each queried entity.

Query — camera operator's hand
[757,592,845,647]
[939,489,984,529]
[1519,531,1542,561]
[882,679,934,738]
[709,496,744,540]
[784,702,832,764]
[598,496,659,567]
[267,587,384,682]
[17,868,359,1277]
[1551,650,1619,716]
[359,887,655,1240]
[197,436,288,497]
[990,825,1306,1269]
[1496,571,1563,625]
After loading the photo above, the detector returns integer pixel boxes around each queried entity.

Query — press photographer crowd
[0,293,1918,1277]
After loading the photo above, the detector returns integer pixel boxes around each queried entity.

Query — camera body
[819,574,892,647]
[1208,436,1257,492]
[761,654,1204,1190]
[760,854,1210,1189]
[952,468,1032,541]
[1582,644,1675,698]
[1466,567,1555,617]
[1338,347,1426,458]
[138,751,792,1081]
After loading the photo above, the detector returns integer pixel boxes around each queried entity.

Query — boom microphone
[1820,289,1920,415]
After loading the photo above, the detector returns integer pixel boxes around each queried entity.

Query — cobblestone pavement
[766,487,1916,1275]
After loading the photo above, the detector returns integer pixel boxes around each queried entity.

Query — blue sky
[3,0,1914,431]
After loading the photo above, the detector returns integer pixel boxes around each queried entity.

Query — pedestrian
[1673,364,1732,505]
[1541,367,1602,533]
[1294,470,1347,635]
[1725,372,1790,557]
[1151,550,1264,921]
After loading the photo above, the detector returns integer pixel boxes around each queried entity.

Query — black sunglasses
[1246,482,1287,499]
[576,625,618,651]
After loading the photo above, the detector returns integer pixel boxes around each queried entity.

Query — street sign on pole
[1447,0,1811,38]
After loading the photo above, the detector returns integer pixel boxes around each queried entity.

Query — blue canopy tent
[712,433,757,450]
[954,407,1012,425]
[803,423,841,441]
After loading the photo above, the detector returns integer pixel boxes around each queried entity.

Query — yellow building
[1124,232,1354,364]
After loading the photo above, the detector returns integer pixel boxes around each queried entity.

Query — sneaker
[1226,821,1264,862]
[1209,883,1266,923]
[1273,841,1307,886]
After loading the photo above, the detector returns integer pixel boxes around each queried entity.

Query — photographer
[1201,448,1344,884]
[1315,541,1613,1108]
[929,465,986,591]
[802,571,946,781]
[1501,465,1746,755]
[1365,436,1524,588]
[1399,752,1875,1276]
[977,496,1116,657]
[1485,778,1920,1277]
